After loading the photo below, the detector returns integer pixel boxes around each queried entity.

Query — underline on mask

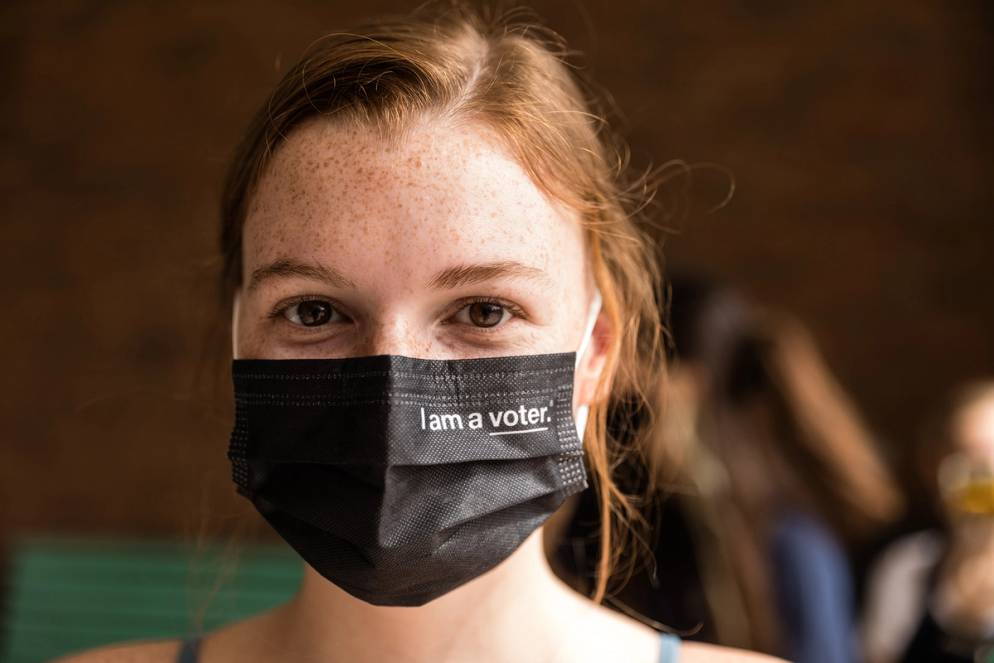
[488,427,549,436]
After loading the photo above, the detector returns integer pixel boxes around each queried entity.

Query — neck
[274,527,585,662]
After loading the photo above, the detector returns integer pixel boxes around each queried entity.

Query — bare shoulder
[49,638,182,663]
[681,641,787,662]
[554,583,785,663]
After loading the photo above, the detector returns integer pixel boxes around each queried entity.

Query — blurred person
[54,3,780,663]
[656,274,904,662]
[861,381,994,663]
[554,273,903,663]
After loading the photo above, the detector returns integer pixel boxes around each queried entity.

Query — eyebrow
[248,259,357,292]
[426,261,551,289]
[247,258,550,293]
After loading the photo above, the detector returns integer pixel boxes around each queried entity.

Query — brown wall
[2,1,992,546]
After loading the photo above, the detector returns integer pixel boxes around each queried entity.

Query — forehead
[242,115,586,293]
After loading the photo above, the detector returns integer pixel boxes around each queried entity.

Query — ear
[574,308,614,408]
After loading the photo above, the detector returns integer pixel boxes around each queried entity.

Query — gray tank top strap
[658,632,681,663]
[176,634,202,663]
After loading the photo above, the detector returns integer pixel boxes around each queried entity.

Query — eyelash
[267,295,527,332]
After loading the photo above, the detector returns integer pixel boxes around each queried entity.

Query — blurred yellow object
[939,451,994,517]
[948,480,994,515]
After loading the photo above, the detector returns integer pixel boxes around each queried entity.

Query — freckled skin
[234,114,607,405]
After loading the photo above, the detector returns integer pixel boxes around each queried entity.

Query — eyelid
[458,296,526,318]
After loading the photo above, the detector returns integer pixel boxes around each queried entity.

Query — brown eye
[284,300,335,327]
[467,301,506,328]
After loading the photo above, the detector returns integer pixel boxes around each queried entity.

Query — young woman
[58,3,780,661]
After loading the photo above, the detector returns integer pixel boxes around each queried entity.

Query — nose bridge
[363,313,427,357]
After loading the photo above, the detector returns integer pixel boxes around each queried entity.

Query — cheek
[231,297,265,359]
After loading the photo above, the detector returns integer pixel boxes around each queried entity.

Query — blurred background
[1,1,992,661]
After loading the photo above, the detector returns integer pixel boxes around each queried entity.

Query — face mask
[227,289,602,606]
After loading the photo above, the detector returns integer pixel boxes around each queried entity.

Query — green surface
[1,534,302,663]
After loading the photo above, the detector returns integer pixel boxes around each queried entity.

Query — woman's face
[232,115,609,406]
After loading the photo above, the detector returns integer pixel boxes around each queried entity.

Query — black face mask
[226,294,601,606]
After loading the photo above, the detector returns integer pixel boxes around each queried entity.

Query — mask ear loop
[573,287,603,441]
[231,294,241,358]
